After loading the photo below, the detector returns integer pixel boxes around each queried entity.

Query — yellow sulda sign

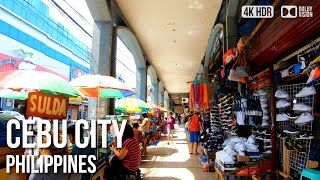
[26,92,69,119]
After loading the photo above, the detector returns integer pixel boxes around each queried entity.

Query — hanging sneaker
[275,89,289,98]
[306,67,320,86]
[292,103,312,112]
[283,126,299,134]
[277,131,287,139]
[262,115,269,121]
[263,149,272,154]
[283,110,299,119]
[260,96,268,103]
[262,129,271,135]
[285,139,295,151]
[295,86,317,98]
[295,131,314,140]
[261,120,269,127]
[294,141,307,154]
[294,113,314,124]
[276,113,289,122]
[276,99,291,108]
[254,89,267,96]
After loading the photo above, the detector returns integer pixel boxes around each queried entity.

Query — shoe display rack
[250,69,273,156]
[276,83,314,173]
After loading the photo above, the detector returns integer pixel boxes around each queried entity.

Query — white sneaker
[264,145,272,148]
[263,109,268,114]
[234,142,246,152]
[276,113,289,121]
[276,100,291,108]
[262,107,268,112]
[238,151,246,156]
[246,135,256,144]
[246,144,258,150]
[275,89,289,98]
[263,150,272,154]
[262,115,269,121]
[294,113,314,124]
[261,102,268,108]
[260,96,268,103]
[292,103,312,112]
[254,89,267,96]
[261,121,269,127]
[295,86,317,98]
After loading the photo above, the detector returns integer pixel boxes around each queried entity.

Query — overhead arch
[147,65,158,85]
[159,81,164,93]
[148,65,159,104]
[117,27,146,69]
[203,23,224,77]
[117,26,147,101]
[158,81,164,104]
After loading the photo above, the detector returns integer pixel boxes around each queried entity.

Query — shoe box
[215,157,236,168]
[215,161,237,172]
[236,167,260,176]
[237,155,260,163]
[249,156,260,162]
[246,149,260,156]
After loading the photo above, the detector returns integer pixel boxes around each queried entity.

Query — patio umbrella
[149,104,161,112]
[0,89,28,100]
[160,107,168,112]
[115,98,152,113]
[0,70,80,97]
[70,74,136,98]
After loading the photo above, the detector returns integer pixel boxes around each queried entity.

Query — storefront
[194,0,320,178]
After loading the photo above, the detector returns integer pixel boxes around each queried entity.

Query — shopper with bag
[188,110,203,155]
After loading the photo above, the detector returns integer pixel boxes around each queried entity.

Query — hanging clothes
[190,83,195,108]
[198,83,203,104]
[194,81,198,103]
[202,83,209,109]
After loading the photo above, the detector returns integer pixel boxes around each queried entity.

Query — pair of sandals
[189,152,199,155]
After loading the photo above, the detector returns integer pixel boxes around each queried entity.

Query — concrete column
[226,1,239,50]
[159,92,164,105]
[88,21,114,120]
[136,67,147,101]
[151,83,158,105]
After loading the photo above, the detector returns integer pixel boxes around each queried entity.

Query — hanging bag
[234,52,250,78]
[228,59,241,82]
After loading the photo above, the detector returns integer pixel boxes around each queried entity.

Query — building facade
[0,0,91,114]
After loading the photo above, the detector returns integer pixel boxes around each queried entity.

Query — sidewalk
[140,124,215,179]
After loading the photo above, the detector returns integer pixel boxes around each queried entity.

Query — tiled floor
[140,124,215,180]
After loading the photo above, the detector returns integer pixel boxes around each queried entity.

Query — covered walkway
[140,124,214,179]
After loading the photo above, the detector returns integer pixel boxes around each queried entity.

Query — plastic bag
[223,48,237,65]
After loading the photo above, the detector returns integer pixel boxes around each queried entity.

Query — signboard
[26,92,69,119]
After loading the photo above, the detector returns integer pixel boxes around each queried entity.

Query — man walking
[188,110,203,155]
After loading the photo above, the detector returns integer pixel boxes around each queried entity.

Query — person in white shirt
[139,113,151,155]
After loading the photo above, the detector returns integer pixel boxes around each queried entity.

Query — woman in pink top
[166,112,175,145]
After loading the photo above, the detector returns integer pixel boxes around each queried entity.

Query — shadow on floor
[141,147,179,159]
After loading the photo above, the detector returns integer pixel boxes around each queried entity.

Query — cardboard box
[237,156,250,162]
